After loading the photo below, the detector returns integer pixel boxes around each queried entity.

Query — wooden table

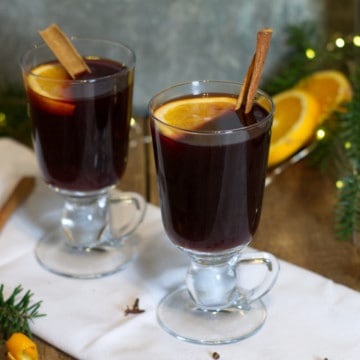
[2,120,360,359]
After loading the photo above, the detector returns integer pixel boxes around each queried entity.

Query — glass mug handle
[108,190,147,241]
[61,189,146,249]
[236,251,280,306]
[186,250,279,310]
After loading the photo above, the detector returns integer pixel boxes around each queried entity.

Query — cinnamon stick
[38,24,91,79]
[235,28,273,114]
[0,177,35,231]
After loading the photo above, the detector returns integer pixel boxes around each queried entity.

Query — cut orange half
[154,97,237,130]
[27,63,75,116]
[296,70,352,124]
[268,89,319,167]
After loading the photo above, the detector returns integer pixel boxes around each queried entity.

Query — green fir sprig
[262,22,360,242]
[263,22,359,96]
[263,22,324,95]
[305,67,360,242]
[0,284,45,341]
[334,172,360,241]
[0,86,31,147]
[332,68,360,241]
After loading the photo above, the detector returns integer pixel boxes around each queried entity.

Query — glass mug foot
[157,287,266,345]
[157,250,279,345]
[35,228,138,278]
[35,189,146,279]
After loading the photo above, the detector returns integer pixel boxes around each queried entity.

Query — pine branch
[332,67,360,241]
[0,284,45,341]
[263,22,323,95]
[263,24,360,242]
[307,116,341,174]
[263,22,356,96]
[334,172,360,241]
[0,86,31,147]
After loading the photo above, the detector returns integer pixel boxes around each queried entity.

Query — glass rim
[149,80,274,135]
[20,37,136,84]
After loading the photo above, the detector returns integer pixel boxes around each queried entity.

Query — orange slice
[268,89,319,167]
[6,332,38,360]
[27,63,75,116]
[154,97,237,130]
[296,70,352,124]
[28,63,71,99]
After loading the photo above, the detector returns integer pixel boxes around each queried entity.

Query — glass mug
[149,80,279,344]
[20,38,146,278]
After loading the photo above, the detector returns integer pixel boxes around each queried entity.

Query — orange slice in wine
[27,63,75,115]
[154,97,237,131]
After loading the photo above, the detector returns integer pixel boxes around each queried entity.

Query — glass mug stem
[61,189,146,249]
[186,250,279,310]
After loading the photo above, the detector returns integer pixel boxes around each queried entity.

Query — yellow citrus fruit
[268,89,320,167]
[154,97,237,130]
[6,332,38,360]
[296,69,352,124]
[27,63,75,116]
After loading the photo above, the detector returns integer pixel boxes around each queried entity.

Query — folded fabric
[0,138,359,359]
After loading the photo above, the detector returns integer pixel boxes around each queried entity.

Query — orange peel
[6,333,38,360]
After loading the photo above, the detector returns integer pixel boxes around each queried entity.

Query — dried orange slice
[6,332,38,360]
[296,70,352,124]
[154,97,237,130]
[27,63,75,116]
[268,89,319,167]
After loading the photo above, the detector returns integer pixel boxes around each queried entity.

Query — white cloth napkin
[0,138,360,359]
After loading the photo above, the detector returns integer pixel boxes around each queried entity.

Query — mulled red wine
[26,58,133,192]
[151,96,271,252]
